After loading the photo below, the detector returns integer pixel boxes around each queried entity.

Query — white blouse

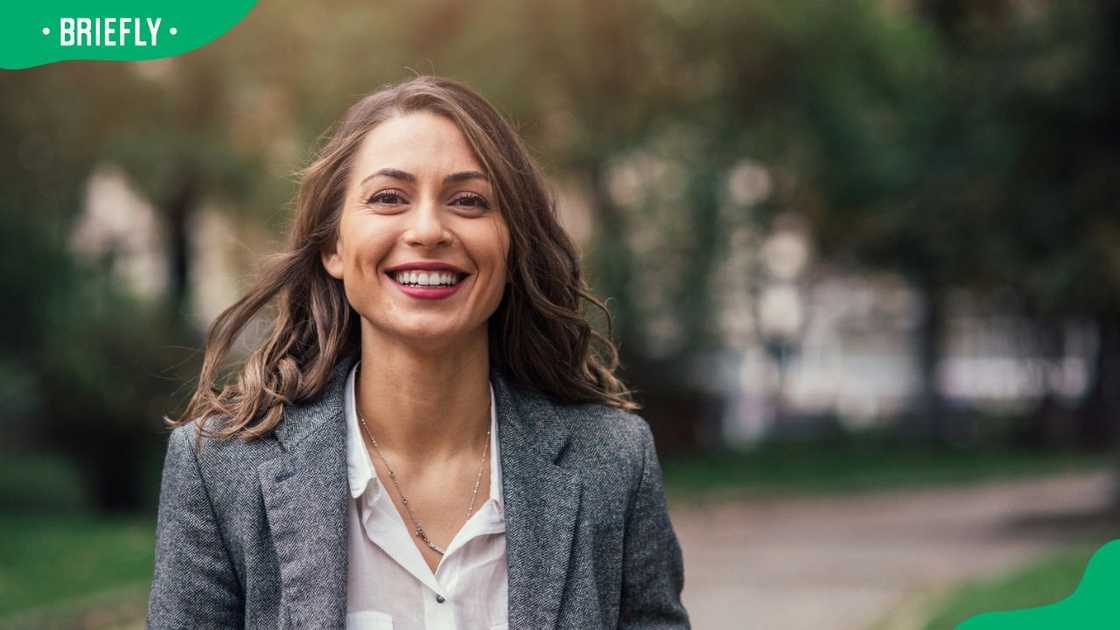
[344,362,509,630]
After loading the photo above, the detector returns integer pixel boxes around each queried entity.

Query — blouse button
[435,594,446,603]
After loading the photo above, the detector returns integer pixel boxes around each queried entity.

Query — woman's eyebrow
[360,168,489,187]
[361,168,415,187]
[443,170,489,184]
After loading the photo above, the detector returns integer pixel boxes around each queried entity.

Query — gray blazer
[147,355,690,629]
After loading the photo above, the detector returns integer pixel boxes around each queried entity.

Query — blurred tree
[97,56,258,325]
[647,0,967,441]
[897,0,1120,447]
[783,2,966,442]
[771,0,1120,447]
[1,64,194,511]
[972,1,1120,448]
[510,0,690,356]
[35,261,193,512]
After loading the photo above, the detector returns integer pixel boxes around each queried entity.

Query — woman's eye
[367,191,406,205]
[452,194,490,210]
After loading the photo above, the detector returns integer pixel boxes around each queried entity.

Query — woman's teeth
[393,270,462,287]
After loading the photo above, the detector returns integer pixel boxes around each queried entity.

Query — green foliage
[0,454,90,514]
[31,267,195,511]
[791,1,1120,315]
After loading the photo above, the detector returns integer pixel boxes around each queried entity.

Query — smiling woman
[147,76,690,630]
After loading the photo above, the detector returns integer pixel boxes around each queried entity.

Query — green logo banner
[959,539,1120,629]
[1,1,257,70]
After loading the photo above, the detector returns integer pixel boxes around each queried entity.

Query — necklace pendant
[415,526,446,555]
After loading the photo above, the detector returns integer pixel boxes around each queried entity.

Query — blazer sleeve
[618,420,691,629]
[147,425,244,629]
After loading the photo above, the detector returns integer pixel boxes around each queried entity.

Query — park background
[3,0,1119,628]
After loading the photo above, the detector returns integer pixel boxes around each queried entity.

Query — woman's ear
[321,243,344,280]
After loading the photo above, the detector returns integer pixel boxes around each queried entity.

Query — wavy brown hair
[168,75,638,444]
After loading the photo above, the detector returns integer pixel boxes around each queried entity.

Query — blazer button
[435,594,446,603]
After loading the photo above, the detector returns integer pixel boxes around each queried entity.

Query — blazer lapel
[258,356,355,629]
[491,366,582,630]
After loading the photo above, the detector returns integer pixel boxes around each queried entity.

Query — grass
[0,514,155,621]
[0,452,161,626]
[919,544,1098,630]
[661,439,1115,504]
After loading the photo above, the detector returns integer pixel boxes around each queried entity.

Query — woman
[147,75,690,630]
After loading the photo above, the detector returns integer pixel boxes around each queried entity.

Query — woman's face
[323,111,511,351]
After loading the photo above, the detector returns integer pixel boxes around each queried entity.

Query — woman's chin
[386,323,471,348]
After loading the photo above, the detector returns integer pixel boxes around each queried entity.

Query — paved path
[671,471,1117,630]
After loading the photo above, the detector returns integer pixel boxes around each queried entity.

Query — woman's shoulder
[560,401,652,447]
[549,400,656,478]
[495,368,653,462]
[167,416,284,459]
[163,417,285,501]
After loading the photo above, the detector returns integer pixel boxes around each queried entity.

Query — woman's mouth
[385,270,470,300]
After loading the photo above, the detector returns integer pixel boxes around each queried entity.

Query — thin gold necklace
[355,370,490,556]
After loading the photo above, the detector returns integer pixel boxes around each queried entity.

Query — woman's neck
[354,329,492,465]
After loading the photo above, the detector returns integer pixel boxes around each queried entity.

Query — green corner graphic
[1,1,257,70]
[958,539,1120,629]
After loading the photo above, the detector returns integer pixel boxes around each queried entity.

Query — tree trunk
[1076,310,1120,450]
[1014,317,1074,449]
[164,168,199,323]
[85,438,147,513]
[904,280,948,443]
[585,163,644,358]
[676,167,724,352]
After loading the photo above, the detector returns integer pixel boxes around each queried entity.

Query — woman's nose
[405,196,452,247]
